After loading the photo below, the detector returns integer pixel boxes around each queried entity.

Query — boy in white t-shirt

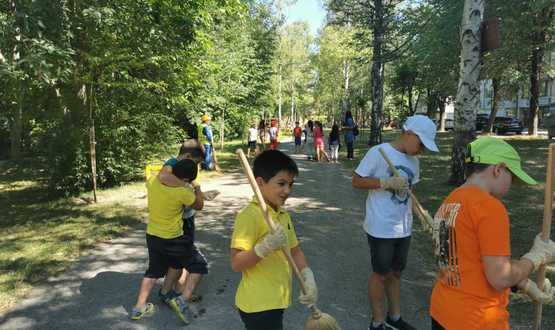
[247,123,258,158]
[351,115,438,330]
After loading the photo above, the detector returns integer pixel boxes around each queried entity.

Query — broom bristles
[305,307,341,330]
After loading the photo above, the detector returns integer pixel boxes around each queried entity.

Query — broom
[378,147,433,232]
[533,143,555,330]
[236,149,341,330]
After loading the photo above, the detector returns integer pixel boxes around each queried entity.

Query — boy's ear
[255,177,266,187]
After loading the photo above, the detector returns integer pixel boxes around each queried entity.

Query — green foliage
[0,0,278,194]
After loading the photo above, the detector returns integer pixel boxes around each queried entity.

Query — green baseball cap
[466,136,537,185]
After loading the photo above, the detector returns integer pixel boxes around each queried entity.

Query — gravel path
[0,141,434,329]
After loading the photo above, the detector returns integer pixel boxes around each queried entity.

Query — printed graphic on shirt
[432,202,462,287]
[387,165,415,205]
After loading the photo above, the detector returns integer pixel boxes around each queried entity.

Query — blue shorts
[366,234,411,275]
[294,137,302,145]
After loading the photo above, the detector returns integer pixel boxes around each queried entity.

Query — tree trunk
[449,0,483,185]
[408,86,414,115]
[342,59,350,114]
[220,109,225,152]
[485,78,500,133]
[88,83,97,203]
[528,47,541,136]
[369,0,384,146]
[438,97,446,132]
[9,0,22,160]
[278,65,282,123]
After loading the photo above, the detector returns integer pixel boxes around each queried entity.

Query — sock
[389,314,401,322]
[372,320,384,327]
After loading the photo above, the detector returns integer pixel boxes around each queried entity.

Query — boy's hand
[379,177,409,191]
[521,278,555,304]
[299,267,318,305]
[254,225,288,258]
[522,234,555,270]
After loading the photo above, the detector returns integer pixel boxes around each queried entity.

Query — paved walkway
[0,142,433,329]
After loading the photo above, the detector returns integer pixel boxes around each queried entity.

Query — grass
[344,129,555,327]
[0,139,246,313]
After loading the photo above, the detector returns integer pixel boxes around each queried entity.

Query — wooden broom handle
[533,143,555,330]
[235,149,308,295]
[378,148,427,218]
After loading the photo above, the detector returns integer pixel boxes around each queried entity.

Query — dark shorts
[145,233,208,278]
[238,308,284,330]
[366,234,411,275]
[431,317,445,330]
[294,137,301,145]
[248,141,256,149]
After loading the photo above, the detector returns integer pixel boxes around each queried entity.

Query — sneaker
[368,322,394,330]
[168,295,191,324]
[130,303,155,320]
[385,316,416,330]
[158,289,179,305]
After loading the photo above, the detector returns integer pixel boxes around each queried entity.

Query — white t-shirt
[269,127,278,140]
[248,128,257,142]
[354,142,420,238]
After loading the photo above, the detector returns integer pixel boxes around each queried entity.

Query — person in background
[328,123,340,163]
[343,111,355,160]
[293,122,303,154]
[198,114,214,170]
[247,123,258,158]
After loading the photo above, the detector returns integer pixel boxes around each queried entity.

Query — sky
[284,0,326,36]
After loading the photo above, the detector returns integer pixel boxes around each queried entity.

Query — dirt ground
[0,141,434,329]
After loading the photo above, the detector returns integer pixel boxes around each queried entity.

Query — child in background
[258,119,266,151]
[247,123,258,158]
[293,122,303,154]
[328,123,340,163]
[305,120,314,160]
[313,121,329,162]
[230,150,318,329]
[269,119,279,150]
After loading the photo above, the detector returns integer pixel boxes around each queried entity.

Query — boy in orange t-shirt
[430,137,555,330]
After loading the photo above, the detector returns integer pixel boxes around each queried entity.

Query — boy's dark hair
[179,139,204,159]
[253,150,298,182]
[464,143,490,178]
[172,159,198,181]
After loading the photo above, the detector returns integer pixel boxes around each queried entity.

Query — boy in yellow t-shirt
[230,150,318,330]
[131,159,204,324]
[430,137,555,330]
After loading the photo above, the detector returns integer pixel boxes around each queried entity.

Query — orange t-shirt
[430,186,511,330]
[293,127,302,138]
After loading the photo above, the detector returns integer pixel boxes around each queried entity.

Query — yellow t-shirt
[231,199,299,313]
[146,176,196,239]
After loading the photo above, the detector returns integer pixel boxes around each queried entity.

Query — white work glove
[379,177,409,191]
[521,234,555,271]
[521,278,555,304]
[299,267,318,305]
[253,225,288,258]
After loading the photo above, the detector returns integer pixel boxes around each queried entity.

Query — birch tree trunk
[342,59,350,114]
[278,64,282,123]
[449,0,483,185]
[369,0,384,146]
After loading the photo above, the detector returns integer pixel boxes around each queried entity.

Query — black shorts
[366,234,411,275]
[145,233,208,278]
[238,308,284,330]
[248,141,256,149]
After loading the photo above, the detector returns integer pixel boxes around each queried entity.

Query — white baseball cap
[403,115,439,152]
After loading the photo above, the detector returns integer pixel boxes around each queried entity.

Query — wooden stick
[235,149,307,294]
[533,143,555,330]
[212,145,221,171]
[378,147,431,229]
